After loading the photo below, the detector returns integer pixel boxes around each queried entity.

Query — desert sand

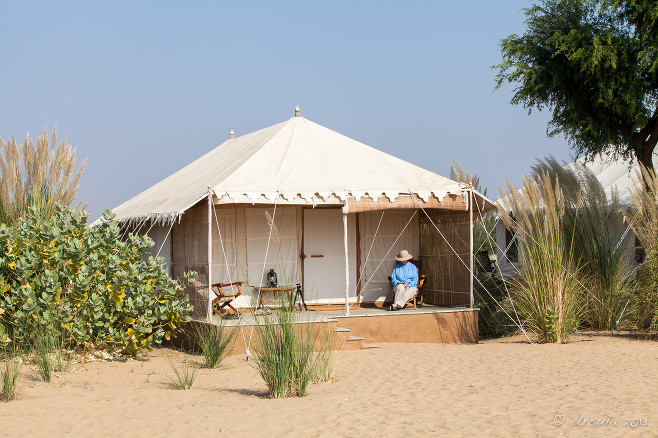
[1,333,656,437]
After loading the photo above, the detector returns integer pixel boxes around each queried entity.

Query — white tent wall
[245,207,299,294]
[302,208,357,304]
[144,224,172,275]
[358,209,419,304]
[209,207,242,304]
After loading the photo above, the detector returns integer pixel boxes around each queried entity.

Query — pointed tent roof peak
[108,114,481,224]
[295,105,300,117]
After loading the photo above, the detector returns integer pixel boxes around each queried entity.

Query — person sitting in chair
[389,249,418,311]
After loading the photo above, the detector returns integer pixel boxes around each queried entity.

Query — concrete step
[334,327,351,332]
[362,343,379,349]
[347,335,364,341]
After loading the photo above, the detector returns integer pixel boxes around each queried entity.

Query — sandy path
[1,334,656,437]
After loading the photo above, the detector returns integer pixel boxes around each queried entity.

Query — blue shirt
[391,262,418,288]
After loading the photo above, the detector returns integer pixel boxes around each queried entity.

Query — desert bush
[499,172,585,343]
[0,206,194,355]
[632,243,658,333]
[474,274,518,338]
[624,166,658,332]
[194,321,239,369]
[534,157,633,330]
[33,331,54,382]
[250,299,333,398]
[0,344,22,402]
[0,127,86,225]
[0,357,21,402]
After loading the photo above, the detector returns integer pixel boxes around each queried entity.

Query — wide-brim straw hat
[396,250,413,262]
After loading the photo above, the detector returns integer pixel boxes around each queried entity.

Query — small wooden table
[256,286,296,309]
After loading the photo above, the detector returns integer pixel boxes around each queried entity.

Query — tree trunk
[636,115,658,188]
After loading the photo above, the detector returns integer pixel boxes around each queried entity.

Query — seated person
[389,249,418,311]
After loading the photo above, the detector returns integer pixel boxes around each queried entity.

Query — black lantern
[267,269,278,288]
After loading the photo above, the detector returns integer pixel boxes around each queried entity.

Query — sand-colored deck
[177,305,479,353]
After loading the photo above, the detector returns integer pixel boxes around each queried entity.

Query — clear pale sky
[1,0,573,220]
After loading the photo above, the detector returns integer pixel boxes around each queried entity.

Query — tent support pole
[469,188,474,308]
[343,208,350,316]
[207,191,213,322]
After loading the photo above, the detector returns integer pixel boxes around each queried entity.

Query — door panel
[303,209,356,303]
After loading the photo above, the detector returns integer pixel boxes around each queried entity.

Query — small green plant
[194,322,238,369]
[51,333,73,373]
[250,297,334,398]
[310,342,337,383]
[166,358,198,390]
[33,331,54,383]
[0,351,22,402]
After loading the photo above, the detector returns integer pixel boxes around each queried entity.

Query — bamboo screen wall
[419,210,470,306]
[171,203,209,318]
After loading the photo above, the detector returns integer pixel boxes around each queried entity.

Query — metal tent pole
[469,187,474,308]
[343,206,350,316]
[207,190,213,322]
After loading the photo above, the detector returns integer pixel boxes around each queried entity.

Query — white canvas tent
[111,110,495,318]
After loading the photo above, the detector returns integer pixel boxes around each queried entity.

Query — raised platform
[178,305,479,354]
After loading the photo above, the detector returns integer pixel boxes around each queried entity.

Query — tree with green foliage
[496,0,658,174]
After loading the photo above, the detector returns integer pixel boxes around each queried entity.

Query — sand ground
[1,333,656,437]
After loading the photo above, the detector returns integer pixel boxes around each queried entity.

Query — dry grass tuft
[0,126,86,224]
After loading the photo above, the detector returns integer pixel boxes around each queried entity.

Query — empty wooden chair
[211,281,243,315]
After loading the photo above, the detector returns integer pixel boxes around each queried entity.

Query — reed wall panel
[419,210,471,306]
[172,202,209,318]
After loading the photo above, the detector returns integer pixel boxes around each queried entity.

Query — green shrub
[33,331,54,382]
[534,156,633,331]
[250,299,333,398]
[0,206,194,355]
[194,321,239,369]
[633,245,658,333]
[0,350,21,402]
[474,274,518,338]
[499,172,585,343]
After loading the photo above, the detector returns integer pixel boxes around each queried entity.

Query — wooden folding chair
[211,281,243,315]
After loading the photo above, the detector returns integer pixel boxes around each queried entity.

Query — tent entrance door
[303,209,346,303]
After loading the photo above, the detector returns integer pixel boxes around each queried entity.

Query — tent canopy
[110,114,494,224]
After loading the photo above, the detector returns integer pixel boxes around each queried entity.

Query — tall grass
[534,157,633,330]
[0,126,86,225]
[624,166,658,332]
[0,348,22,402]
[499,171,584,343]
[194,321,239,369]
[250,298,334,398]
[33,331,54,382]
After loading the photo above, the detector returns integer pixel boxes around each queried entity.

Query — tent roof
[567,154,658,206]
[110,115,487,224]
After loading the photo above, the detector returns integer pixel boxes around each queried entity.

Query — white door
[303,209,356,304]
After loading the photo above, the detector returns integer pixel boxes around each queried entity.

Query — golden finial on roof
[230,129,234,139]
[295,105,300,117]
